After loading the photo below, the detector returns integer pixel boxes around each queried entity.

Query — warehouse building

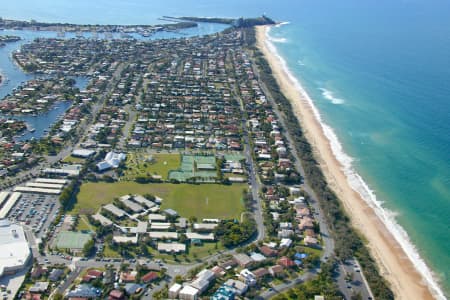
[0,220,31,277]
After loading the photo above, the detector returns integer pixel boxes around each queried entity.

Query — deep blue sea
[1,0,449,297]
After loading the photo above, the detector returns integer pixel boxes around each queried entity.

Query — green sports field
[123,152,181,180]
[168,154,217,182]
[72,181,246,219]
[54,231,92,250]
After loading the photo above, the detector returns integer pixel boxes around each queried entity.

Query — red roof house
[141,271,159,283]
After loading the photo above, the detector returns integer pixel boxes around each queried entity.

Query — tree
[215,217,256,248]
[174,275,183,284]
[83,239,95,257]
[53,293,63,300]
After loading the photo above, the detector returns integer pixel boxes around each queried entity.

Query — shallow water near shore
[1,0,449,297]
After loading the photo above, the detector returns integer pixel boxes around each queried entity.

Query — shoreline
[256,25,441,300]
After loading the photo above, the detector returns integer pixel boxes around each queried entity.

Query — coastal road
[253,50,373,299]
[336,259,374,300]
[250,50,334,259]
[250,49,375,299]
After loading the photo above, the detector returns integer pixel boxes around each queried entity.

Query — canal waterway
[0,22,228,141]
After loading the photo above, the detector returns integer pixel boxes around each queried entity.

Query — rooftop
[0,220,30,276]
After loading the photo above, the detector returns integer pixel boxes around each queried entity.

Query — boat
[29,128,35,133]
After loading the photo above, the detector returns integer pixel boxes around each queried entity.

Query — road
[117,103,137,150]
[336,259,374,300]
[241,116,265,242]
[232,69,265,243]
[56,267,83,295]
[0,62,127,190]
[251,51,374,299]
[258,268,318,299]
[9,48,372,300]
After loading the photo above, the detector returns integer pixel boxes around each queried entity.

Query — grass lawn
[62,155,86,164]
[299,245,323,257]
[71,181,245,219]
[188,241,223,259]
[103,244,121,258]
[123,152,180,180]
[75,215,95,231]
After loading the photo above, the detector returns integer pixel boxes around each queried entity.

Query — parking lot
[7,192,60,238]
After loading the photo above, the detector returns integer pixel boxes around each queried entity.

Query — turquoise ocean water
[1,0,449,297]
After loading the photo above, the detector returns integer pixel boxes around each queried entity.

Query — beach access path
[255,25,436,300]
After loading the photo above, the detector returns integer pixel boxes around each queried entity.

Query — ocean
[1,0,449,297]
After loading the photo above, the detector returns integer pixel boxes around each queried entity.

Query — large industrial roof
[0,220,31,276]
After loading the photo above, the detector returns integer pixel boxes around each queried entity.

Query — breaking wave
[319,87,345,104]
[264,24,446,300]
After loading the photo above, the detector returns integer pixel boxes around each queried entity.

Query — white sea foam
[268,36,287,43]
[319,87,345,104]
[275,21,291,27]
[264,25,447,300]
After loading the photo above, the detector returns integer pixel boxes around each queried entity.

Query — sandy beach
[256,25,436,300]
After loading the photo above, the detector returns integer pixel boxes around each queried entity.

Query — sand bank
[256,25,437,300]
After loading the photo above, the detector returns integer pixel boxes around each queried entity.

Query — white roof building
[148,214,166,222]
[26,182,64,189]
[149,232,178,240]
[280,238,293,248]
[132,195,156,208]
[239,269,257,286]
[103,204,126,218]
[185,232,215,241]
[0,220,31,277]
[97,151,126,171]
[0,192,9,207]
[157,243,186,253]
[224,279,248,296]
[178,285,199,300]
[0,192,21,219]
[168,283,182,299]
[189,269,215,294]
[44,164,81,177]
[35,178,68,184]
[92,214,113,226]
[72,149,96,158]
[193,223,218,232]
[150,222,171,231]
[13,186,61,195]
[120,198,144,213]
[113,235,138,244]
[250,252,266,262]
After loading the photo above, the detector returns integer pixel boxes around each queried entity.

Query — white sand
[256,25,436,300]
